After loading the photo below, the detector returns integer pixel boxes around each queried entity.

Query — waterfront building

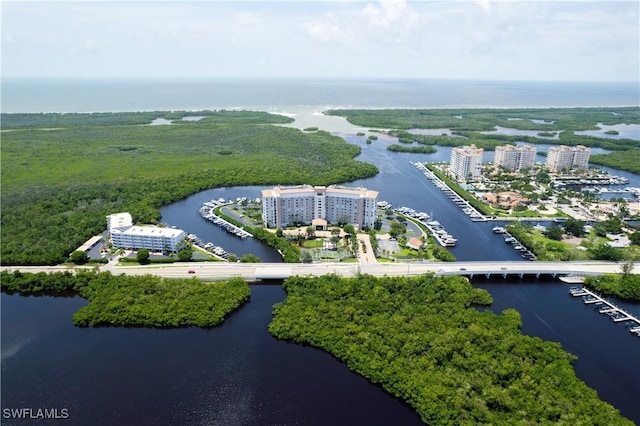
[261,185,378,229]
[107,212,185,252]
[546,145,591,172]
[106,212,132,232]
[494,144,537,171]
[450,144,484,180]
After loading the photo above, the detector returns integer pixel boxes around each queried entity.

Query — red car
[187,270,196,274]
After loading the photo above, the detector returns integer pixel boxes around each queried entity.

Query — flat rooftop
[111,226,184,238]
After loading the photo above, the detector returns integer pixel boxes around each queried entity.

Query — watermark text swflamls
[3,408,69,420]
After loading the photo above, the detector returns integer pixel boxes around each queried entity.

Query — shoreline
[3,104,640,115]
[3,107,638,139]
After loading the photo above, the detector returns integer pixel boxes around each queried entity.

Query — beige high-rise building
[546,145,591,172]
[262,185,378,229]
[494,145,537,171]
[450,144,484,180]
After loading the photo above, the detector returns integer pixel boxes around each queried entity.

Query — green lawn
[302,239,324,248]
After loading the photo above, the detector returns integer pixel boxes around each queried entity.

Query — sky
[1,0,639,82]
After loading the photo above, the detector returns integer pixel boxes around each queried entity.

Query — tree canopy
[178,246,193,262]
[269,274,631,425]
[1,111,377,265]
[585,273,640,302]
[69,251,89,265]
[137,249,150,265]
[563,218,586,237]
[543,225,564,241]
[0,270,251,328]
[239,253,261,263]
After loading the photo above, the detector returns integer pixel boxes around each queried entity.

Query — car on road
[188,270,196,274]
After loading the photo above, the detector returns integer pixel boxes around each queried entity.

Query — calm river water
[3,92,640,424]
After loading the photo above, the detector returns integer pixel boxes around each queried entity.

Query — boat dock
[395,206,457,247]
[496,228,536,261]
[199,199,253,239]
[569,286,640,336]
[185,233,229,260]
[410,161,487,222]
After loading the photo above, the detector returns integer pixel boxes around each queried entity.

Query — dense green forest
[1,111,378,265]
[329,108,640,155]
[386,144,437,154]
[0,270,250,327]
[269,274,632,425]
[590,150,640,174]
[0,109,292,129]
[327,107,640,132]
[584,273,640,302]
[387,128,638,153]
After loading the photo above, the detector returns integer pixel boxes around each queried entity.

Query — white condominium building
[546,145,591,172]
[262,185,379,229]
[494,145,537,171]
[107,212,133,232]
[450,144,484,180]
[107,212,185,252]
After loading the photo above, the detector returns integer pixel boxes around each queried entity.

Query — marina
[555,176,630,186]
[570,286,640,336]
[581,186,640,198]
[198,198,253,239]
[185,233,229,260]
[495,226,537,260]
[410,161,488,222]
[395,206,458,247]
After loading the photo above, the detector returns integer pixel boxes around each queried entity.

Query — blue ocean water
[2,78,638,113]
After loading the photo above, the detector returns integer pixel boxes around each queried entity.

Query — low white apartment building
[107,213,185,252]
[450,144,484,180]
[546,145,591,172]
[107,212,133,232]
[494,145,537,171]
[262,185,378,229]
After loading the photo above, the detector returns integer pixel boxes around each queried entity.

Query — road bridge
[2,261,637,282]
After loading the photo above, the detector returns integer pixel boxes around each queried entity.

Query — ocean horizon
[2,78,639,113]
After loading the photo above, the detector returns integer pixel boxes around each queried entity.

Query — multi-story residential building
[450,144,484,180]
[107,212,185,252]
[261,185,378,229]
[494,144,537,171]
[107,212,133,232]
[546,145,591,172]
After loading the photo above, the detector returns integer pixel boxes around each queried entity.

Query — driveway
[357,234,377,264]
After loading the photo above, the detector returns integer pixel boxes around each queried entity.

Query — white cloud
[1,1,637,81]
[306,13,352,43]
[475,0,491,14]
[363,0,416,29]
[84,38,96,51]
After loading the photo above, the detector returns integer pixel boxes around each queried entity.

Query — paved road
[2,261,637,281]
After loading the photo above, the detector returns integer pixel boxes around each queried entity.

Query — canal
[2,122,640,424]
[160,132,640,263]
